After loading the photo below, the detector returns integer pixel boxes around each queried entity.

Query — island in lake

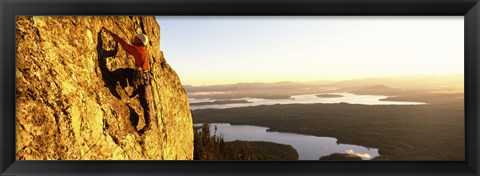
[316,94,344,98]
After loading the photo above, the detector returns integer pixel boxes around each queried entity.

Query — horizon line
[181,73,464,87]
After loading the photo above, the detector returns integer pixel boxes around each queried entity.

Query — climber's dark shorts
[134,70,152,127]
[133,70,151,87]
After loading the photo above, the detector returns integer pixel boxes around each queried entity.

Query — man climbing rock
[103,28,152,133]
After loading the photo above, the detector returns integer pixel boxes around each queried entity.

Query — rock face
[15,16,194,160]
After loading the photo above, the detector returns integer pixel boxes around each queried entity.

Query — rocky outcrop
[319,153,363,160]
[15,16,193,160]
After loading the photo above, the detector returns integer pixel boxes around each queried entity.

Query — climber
[103,27,152,132]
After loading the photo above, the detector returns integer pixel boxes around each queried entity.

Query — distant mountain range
[324,74,463,90]
[184,74,463,99]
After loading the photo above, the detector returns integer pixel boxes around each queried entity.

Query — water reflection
[189,92,425,110]
[194,123,380,160]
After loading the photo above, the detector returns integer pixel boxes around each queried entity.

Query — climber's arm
[116,38,139,56]
[105,29,138,56]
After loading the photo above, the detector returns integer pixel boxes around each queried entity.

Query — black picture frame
[1,0,479,175]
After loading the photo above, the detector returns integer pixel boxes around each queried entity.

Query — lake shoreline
[189,92,426,110]
[192,99,464,160]
[193,122,379,160]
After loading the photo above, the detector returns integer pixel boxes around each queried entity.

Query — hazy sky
[155,16,463,86]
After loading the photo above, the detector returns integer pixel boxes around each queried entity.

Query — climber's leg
[139,84,152,128]
[130,70,143,98]
[130,87,140,98]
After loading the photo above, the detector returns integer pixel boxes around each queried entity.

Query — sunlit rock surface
[16,16,193,160]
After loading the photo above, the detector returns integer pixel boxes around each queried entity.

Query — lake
[194,123,380,160]
[189,92,425,110]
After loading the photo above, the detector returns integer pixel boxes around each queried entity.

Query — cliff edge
[15,16,193,160]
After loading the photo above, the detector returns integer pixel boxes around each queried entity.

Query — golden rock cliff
[15,16,193,160]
